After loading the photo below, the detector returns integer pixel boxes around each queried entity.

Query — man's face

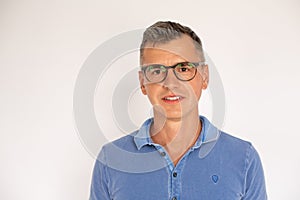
[139,34,209,120]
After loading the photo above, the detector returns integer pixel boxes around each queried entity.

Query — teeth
[165,96,180,101]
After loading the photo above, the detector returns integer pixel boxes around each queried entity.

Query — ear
[138,71,147,95]
[201,65,209,90]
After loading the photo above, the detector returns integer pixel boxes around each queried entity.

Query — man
[90,21,267,200]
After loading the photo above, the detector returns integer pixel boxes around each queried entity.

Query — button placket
[171,168,180,200]
[173,172,177,177]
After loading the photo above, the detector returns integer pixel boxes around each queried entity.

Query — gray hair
[140,21,205,63]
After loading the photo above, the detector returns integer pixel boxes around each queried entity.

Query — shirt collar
[133,118,153,150]
[133,116,220,151]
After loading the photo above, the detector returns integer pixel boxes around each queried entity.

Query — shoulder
[218,131,252,148]
[210,131,260,160]
[216,131,262,166]
[94,131,139,168]
[100,130,139,155]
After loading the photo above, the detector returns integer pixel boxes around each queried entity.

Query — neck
[150,109,201,164]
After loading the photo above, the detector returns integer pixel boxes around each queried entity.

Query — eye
[152,69,161,75]
[179,67,189,72]
[147,65,166,75]
[176,62,195,73]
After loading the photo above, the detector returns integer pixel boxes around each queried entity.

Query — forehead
[141,34,200,65]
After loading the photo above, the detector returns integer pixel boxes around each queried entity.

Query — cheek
[189,79,203,99]
[193,85,202,100]
[144,85,161,102]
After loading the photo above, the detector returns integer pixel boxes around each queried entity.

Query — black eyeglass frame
[141,61,206,83]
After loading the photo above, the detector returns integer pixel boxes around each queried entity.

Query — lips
[162,94,184,104]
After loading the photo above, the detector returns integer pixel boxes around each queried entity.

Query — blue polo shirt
[90,116,267,200]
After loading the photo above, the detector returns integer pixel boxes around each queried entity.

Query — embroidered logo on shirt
[212,175,219,183]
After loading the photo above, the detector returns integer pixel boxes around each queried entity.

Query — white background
[1,0,300,199]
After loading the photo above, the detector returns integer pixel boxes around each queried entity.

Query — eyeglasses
[141,62,205,83]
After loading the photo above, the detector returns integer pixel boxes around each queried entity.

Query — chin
[153,105,196,120]
[165,110,194,120]
[165,113,183,120]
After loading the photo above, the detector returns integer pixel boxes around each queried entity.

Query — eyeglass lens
[144,62,198,82]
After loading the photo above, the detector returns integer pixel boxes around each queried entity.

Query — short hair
[140,21,205,63]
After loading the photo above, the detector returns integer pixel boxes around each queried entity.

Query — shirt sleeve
[89,147,111,200]
[242,144,268,200]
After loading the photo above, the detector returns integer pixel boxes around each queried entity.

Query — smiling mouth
[162,95,184,103]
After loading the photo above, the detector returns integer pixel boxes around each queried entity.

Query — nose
[162,69,180,89]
